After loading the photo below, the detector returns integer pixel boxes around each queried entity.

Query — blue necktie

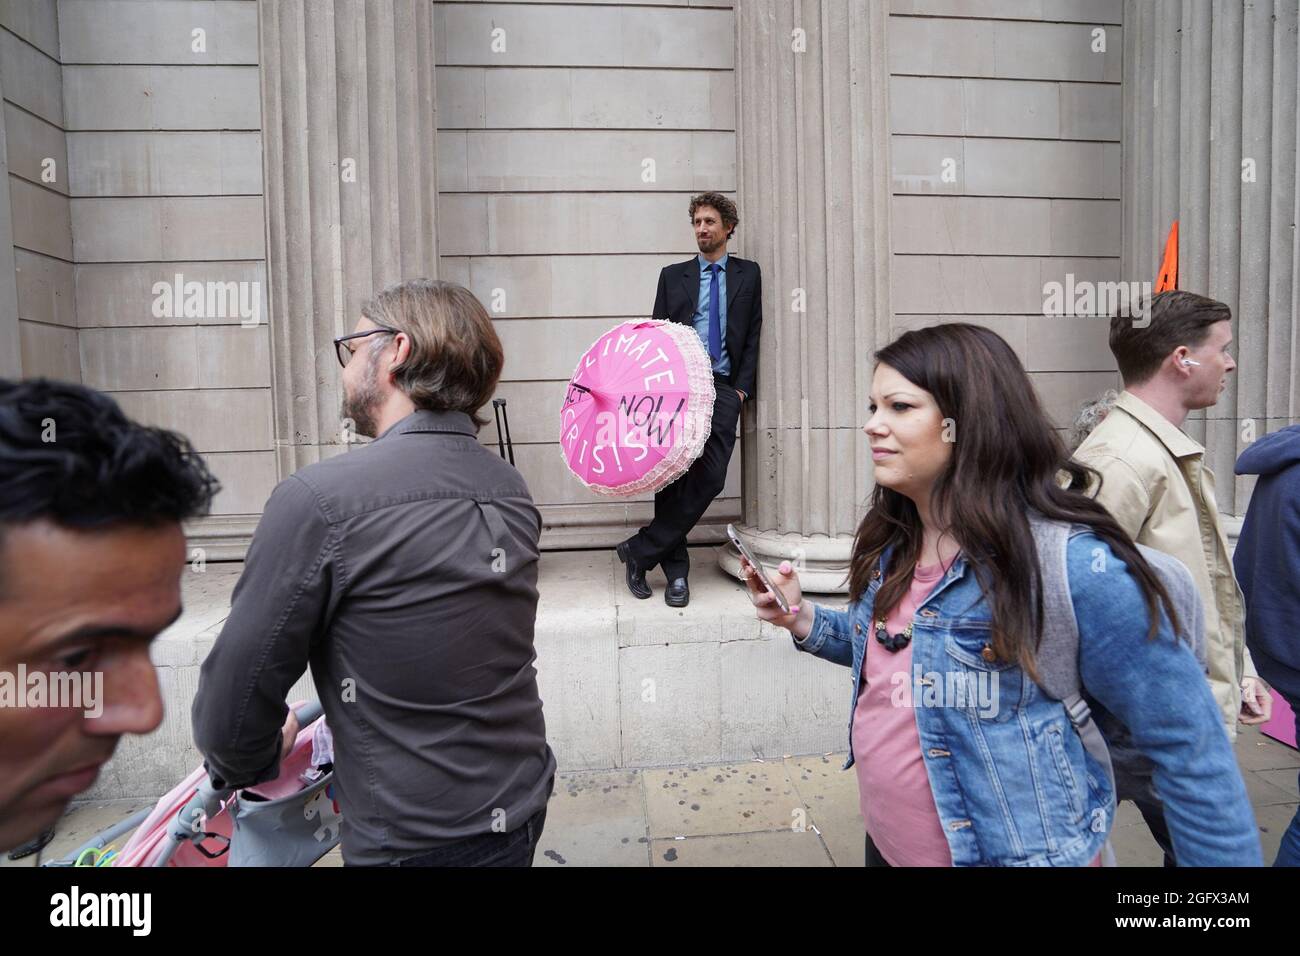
[707,263,722,363]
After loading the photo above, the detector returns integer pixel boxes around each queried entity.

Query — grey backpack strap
[1133,543,1207,669]
[1027,514,1117,800]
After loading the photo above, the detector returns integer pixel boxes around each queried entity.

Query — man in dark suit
[616,192,761,607]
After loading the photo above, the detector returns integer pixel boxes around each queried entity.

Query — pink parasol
[561,319,715,496]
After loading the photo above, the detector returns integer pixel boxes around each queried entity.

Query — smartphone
[727,523,792,614]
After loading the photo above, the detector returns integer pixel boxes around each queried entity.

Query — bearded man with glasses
[194,279,556,867]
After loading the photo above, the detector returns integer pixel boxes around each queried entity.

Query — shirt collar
[377,408,478,441]
[697,252,728,272]
[879,543,969,584]
[1114,390,1204,459]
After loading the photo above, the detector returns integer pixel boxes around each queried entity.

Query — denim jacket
[795,528,1261,866]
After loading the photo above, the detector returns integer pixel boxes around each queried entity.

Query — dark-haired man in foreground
[0,379,218,857]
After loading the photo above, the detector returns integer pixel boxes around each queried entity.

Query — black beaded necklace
[873,548,959,653]
[874,618,914,652]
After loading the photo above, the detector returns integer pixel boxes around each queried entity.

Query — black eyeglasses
[334,327,397,368]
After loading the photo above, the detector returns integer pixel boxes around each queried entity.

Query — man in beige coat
[1074,290,1270,865]
[1076,291,1270,734]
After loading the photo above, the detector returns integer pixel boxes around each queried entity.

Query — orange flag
[1154,220,1178,292]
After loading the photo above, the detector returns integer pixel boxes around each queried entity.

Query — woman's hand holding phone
[740,558,813,640]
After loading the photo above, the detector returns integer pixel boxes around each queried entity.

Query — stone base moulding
[719,519,1245,597]
[184,515,261,563]
[717,525,855,595]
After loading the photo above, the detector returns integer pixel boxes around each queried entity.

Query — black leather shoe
[665,577,690,608]
[616,540,652,599]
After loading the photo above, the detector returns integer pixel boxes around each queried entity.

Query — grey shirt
[192,409,556,866]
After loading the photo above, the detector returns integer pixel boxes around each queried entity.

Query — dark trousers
[354,807,547,868]
[1132,797,1177,867]
[625,374,741,581]
[864,830,892,867]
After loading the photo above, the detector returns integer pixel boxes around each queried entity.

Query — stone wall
[434,0,741,548]
[888,0,1127,431]
[58,0,274,526]
[1,0,75,380]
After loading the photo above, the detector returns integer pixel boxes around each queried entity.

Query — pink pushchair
[46,701,340,867]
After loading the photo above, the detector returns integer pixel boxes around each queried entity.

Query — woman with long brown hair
[743,323,1259,866]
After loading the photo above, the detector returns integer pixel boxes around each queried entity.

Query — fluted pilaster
[1123,0,1299,514]
[260,0,439,475]
[724,0,893,593]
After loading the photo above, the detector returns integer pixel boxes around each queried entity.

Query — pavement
[7,728,1296,868]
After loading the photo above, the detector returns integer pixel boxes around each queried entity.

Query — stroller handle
[294,699,324,725]
[154,699,325,866]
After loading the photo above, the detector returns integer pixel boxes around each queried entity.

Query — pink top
[852,562,1104,867]
[852,560,952,866]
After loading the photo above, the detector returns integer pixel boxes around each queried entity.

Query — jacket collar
[683,255,745,313]
[377,408,478,441]
[1114,390,1204,460]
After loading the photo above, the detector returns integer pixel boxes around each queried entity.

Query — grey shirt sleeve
[192,475,336,790]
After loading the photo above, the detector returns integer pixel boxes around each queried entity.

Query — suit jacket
[651,255,762,401]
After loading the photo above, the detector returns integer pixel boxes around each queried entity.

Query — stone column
[259,0,440,476]
[722,0,893,593]
[1122,0,1299,517]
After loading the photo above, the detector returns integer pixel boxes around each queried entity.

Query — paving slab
[643,760,801,838]
[1253,768,1298,802]
[535,769,649,867]
[650,829,833,867]
[1110,821,1168,868]
[1253,802,1299,864]
[784,753,863,867]
[1241,765,1300,808]
[1235,729,1300,772]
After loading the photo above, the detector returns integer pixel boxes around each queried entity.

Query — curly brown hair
[688,192,739,239]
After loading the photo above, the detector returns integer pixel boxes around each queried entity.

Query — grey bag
[226,770,342,867]
[1028,513,1207,808]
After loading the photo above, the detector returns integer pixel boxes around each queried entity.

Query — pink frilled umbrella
[561,319,715,496]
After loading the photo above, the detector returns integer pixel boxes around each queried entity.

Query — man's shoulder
[1074,409,1169,478]
[265,452,361,521]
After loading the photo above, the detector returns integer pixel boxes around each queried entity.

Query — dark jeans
[365,807,547,868]
[864,830,892,867]
[626,373,741,581]
[1131,797,1177,867]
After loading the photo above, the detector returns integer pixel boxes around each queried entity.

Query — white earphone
[1180,358,1202,367]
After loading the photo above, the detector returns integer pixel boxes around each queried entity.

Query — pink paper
[1261,689,1298,749]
